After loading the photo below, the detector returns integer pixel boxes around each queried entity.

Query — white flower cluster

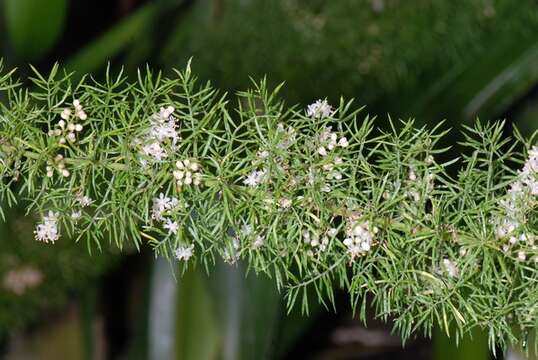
[307,99,333,119]
[441,258,459,278]
[34,211,60,243]
[173,159,202,187]
[235,223,264,249]
[3,266,43,295]
[317,126,348,157]
[140,106,179,163]
[46,154,70,178]
[70,193,94,222]
[278,197,292,209]
[151,193,181,235]
[495,147,538,262]
[318,156,344,193]
[404,158,436,204]
[48,100,86,144]
[303,227,337,255]
[223,235,242,264]
[175,244,194,261]
[343,217,377,259]
[149,107,179,143]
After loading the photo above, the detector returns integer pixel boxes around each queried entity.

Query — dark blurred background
[1,0,538,359]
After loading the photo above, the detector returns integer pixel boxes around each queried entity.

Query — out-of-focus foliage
[0,207,114,336]
[161,0,538,110]
[3,0,67,60]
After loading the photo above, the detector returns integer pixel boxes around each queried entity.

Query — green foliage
[2,60,538,352]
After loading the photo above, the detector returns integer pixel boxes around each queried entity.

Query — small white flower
[307,99,333,119]
[175,245,194,261]
[151,193,180,220]
[240,224,253,237]
[279,198,292,209]
[71,210,82,220]
[163,219,179,235]
[517,250,527,262]
[243,169,266,187]
[34,211,60,243]
[253,235,265,249]
[77,195,94,207]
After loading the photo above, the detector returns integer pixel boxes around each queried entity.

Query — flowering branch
[1,59,538,350]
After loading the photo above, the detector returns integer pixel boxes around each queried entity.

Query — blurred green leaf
[4,0,67,60]
[176,266,219,360]
[65,3,157,76]
[434,326,490,360]
[401,31,538,124]
[208,262,281,360]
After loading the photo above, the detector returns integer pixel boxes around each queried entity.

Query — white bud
[318,147,327,156]
[338,137,349,147]
[189,162,199,171]
[75,124,83,132]
[61,169,70,177]
[61,108,71,120]
[173,170,184,180]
